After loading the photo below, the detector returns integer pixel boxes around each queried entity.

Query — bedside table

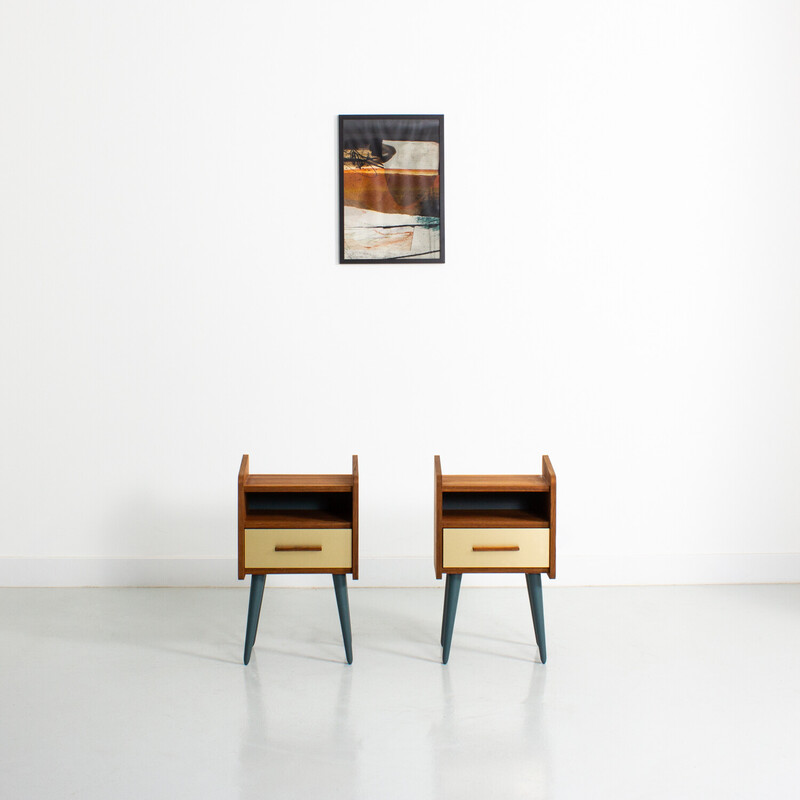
[238,454,358,665]
[434,455,556,664]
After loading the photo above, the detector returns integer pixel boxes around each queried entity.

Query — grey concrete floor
[1,585,798,799]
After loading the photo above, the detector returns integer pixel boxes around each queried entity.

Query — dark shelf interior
[441,491,549,527]
[245,492,352,527]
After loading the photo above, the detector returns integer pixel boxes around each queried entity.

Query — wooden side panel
[352,455,359,580]
[543,455,556,579]
[434,455,443,579]
[238,454,249,580]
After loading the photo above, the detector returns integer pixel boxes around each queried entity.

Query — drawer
[244,529,352,570]
[443,528,549,570]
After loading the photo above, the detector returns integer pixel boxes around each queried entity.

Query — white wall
[1,0,799,586]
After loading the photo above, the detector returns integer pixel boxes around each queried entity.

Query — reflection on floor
[1,585,798,799]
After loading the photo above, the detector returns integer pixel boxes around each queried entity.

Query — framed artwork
[339,114,444,263]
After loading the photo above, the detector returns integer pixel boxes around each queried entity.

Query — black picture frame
[339,114,444,264]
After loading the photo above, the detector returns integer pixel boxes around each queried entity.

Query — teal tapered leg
[332,574,353,665]
[243,574,266,665]
[440,579,451,646]
[525,572,547,663]
[441,573,462,664]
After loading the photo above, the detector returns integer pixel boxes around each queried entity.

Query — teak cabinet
[435,455,556,663]
[238,454,358,665]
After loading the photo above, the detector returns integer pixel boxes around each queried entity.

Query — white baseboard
[1,554,799,587]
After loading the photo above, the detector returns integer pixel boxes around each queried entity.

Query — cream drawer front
[443,528,549,569]
[245,529,352,569]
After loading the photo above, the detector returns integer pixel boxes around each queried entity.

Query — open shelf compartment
[441,491,550,528]
[245,491,353,528]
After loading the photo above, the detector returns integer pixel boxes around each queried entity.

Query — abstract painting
[339,115,444,263]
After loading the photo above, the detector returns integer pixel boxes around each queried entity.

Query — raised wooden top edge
[542,454,556,487]
[441,474,550,492]
[244,474,354,492]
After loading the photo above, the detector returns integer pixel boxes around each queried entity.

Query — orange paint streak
[343,168,440,216]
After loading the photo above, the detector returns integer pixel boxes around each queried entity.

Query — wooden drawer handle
[472,545,520,552]
[274,545,323,552]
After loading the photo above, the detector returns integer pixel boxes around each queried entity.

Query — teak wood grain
[435,455,443,578]
[442,566,551,574]
[352,455,359,580]
[543,455,556,579]
[243,511,352,528]
[245,568,351,575]
[441,510,549,528]
[238,455,249,579]
[441,475,549,492]
[244,474,353,492]
[274,545,323,552]
[472,546,520,552]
